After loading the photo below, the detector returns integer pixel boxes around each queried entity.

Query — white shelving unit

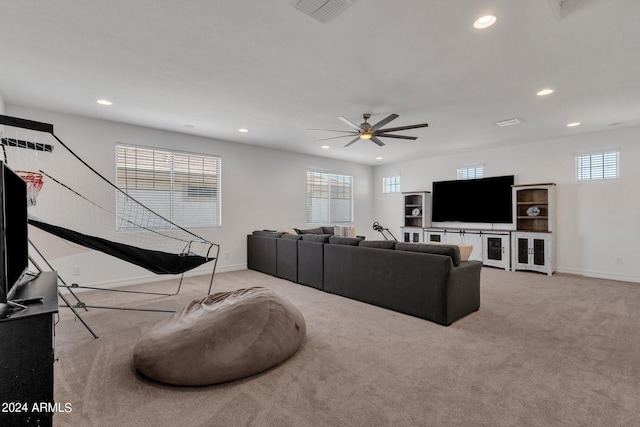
[400,191,430,243]
[511,183,556,275]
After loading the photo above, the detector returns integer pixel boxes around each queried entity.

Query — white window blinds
[457,166,484,180]
[576,151,619,181]
[306,171,353,224]
[116,145,221,229]
[383,175,401,193]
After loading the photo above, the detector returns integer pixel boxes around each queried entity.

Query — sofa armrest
[247,235,278,276]
[445,261,482,325]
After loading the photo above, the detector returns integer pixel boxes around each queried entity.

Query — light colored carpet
[52,268,640,426]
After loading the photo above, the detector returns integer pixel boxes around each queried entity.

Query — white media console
[400,184,556,275]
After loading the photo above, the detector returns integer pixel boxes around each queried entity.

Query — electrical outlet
[615,258,623,265]
[224,252,230,260]
[72,266,81,276]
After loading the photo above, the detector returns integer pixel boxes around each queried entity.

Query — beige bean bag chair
[133,287,306,386]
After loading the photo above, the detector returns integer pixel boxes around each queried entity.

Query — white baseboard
[58,263,247,293]
[556,267,640,284]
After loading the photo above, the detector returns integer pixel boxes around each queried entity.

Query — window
[116,145,221,229]
[306,171,353,224]
[457,165,484,180]
[576,151,619,181]
[383,175,401,193]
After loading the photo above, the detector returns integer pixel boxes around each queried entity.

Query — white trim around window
[383,175,401,193]
[115,144,221,229]
[457,165,484,180]
[576,150,619,181]
[306,170,353,224]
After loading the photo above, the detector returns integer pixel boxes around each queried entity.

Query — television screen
[431,175,514,224]
[0,162,29,303]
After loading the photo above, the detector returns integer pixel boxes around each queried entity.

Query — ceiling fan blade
[371,114,399,131]
[309,129,359,133]
[378,123,429,133]
[344,136,361,147]
[314,133,359,142]
[370,136,386,146]
[338,116,362,131]
[375,133,418,140]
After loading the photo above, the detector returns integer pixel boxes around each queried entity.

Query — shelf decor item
[526,206,540,216]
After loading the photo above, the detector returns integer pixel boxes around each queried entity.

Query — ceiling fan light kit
[315,113,428,148]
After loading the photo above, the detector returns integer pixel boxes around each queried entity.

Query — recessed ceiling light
[321,145,330,149]
[474,15,496,29]
[238,128,249,133]
[537,89,554,96]
[96,99,113,106]
[567,122,581,127]
[607,122,623,126]
[182,123,195,128]
[375,157,383,161]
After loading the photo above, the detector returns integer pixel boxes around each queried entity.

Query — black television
[431,175,514,224]
[0,162,29,305]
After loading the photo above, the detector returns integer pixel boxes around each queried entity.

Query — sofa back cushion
[301,234,332,243]
[281,234,302,240]
[329,236,363,246]
[395,243,461,266]
[252,230,285,238]
[359,240,396,250]
[295,227,325,235]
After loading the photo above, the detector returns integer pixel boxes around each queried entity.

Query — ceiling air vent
[291,0,354,23]
[495,118,523,127]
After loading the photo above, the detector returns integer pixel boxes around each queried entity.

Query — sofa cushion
[395,243,461,266]
[322,226,336,234]
[359,240,396,250]
[329,236,362,246]
[295,227,325,235]
[281,234,302,240]
[277,228,298,235]
[428,241,473,261]
[301,234,332,243]
[252,230,285,237]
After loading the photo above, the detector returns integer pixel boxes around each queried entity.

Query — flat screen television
[0,162,29,304]
[431,175,514,224]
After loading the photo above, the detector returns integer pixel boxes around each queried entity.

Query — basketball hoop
[16,170,44,206]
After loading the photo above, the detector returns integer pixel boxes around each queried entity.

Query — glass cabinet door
[517,238,530,264]
[486,237,503,261]
[533,238,546,266]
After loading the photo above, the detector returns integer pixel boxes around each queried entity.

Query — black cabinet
[0,271,58,427]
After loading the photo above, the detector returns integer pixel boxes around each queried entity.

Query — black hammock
[29,219,214,275]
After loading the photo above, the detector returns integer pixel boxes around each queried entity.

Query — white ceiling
[1,0,639,165]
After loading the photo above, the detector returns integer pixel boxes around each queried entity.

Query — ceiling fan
[313,113,429,147]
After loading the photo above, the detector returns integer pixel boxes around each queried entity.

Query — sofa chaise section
[323,243,481,326]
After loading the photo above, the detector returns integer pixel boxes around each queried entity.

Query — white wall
[7,105,375,288]
[373,126,640,283]
[7,104,638,285]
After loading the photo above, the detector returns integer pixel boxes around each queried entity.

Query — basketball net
[16,170,44,206]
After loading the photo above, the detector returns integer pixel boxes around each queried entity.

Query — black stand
[372,221,398,241]
[0,271,58,427]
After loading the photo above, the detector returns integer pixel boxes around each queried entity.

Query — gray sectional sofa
[247,230,482,326]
